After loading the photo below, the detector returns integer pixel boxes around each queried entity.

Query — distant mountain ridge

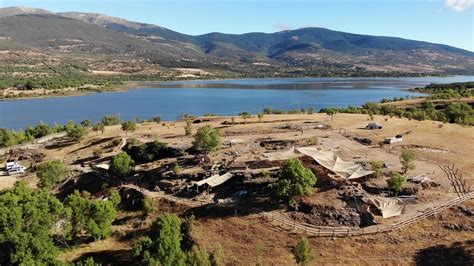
[0,6,472,76]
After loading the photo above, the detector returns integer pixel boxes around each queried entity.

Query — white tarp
[196,173,233,187]
[262,147,302,161]
[364,196,405,219]
[296,147,374,179]
[262,146,374,179]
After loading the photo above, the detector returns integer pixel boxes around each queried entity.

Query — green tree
[387,172,407,194]
[185,119,193,136]
[31,122,53,138]
[152,116,162,123]
[0,182,66,265]
[133,214,186,266]
[400,150,416,173]
[291,238,314,266]
[121,121,137,136]
[239,112,252,124]
[109,152,135,178]
[371,160,384,178]
[444,102,473,124]
[325,108,338,123]
[66,121,87,141]
[275,158,317,207]
[65,189,120,240]
[192,126,221,153]
[257,112,264,123]
[36,160,68,189]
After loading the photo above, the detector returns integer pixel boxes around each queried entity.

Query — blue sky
[2,0,473,51]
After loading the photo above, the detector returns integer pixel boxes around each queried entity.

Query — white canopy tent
[196,173,234,187]
[262,146,374,180]
[364,196,405,219]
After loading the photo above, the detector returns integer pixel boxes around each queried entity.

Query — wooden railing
[261,192,474,237]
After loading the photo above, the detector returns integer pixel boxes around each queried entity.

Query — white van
[8,166,26,176]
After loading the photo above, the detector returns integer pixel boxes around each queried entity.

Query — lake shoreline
[0,75,465,101]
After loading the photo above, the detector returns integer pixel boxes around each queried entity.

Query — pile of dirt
[7,148,45,163]
[291,203,361,227]
[443,222,473,231]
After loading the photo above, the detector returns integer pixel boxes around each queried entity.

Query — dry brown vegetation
[2,113,473,265]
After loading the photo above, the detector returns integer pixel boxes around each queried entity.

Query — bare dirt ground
[2,113,473,264]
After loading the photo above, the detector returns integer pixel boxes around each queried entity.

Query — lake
[1,76,473,130]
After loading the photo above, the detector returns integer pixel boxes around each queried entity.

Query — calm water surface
[1,76,473,130]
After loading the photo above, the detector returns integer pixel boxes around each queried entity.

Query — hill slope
[0,7,472,76]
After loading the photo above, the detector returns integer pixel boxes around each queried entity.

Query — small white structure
[366,123,383,130]
[5,162,26,176]
[384,134,403,144]
[196,173,234,187]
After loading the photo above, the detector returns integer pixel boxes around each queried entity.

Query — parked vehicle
[384,134,403,144]
[8,166,26,176]
[5,161,27,176]
[366,123,383,129]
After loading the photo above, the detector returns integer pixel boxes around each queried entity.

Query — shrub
[275,158,317,207]
[239,112,252,124]
[387,172,407,194]
[109,152,135,178]
[101,115,121,126]
[307,137,318,146]
[80,120,93,128]
[173,163,183,174]
[92,123,105,134]
[36,160,68,189]
[400,150,416,173]
[92,148,103,158]
[371,160,384,178]
[152,116,162,123]
[65,121,87,141]
[291,238,314,265]
[185,119,193,136]
[143,196,154,214]
[192,126,221,153]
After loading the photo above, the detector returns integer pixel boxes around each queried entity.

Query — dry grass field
[2,113,473,265]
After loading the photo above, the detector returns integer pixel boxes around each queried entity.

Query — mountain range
[0,6,473,76]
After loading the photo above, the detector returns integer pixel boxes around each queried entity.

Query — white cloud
[445,0,474,11]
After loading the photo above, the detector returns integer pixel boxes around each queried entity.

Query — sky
[1,0,473,51]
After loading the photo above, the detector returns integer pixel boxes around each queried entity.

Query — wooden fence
[262,192,474,237]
